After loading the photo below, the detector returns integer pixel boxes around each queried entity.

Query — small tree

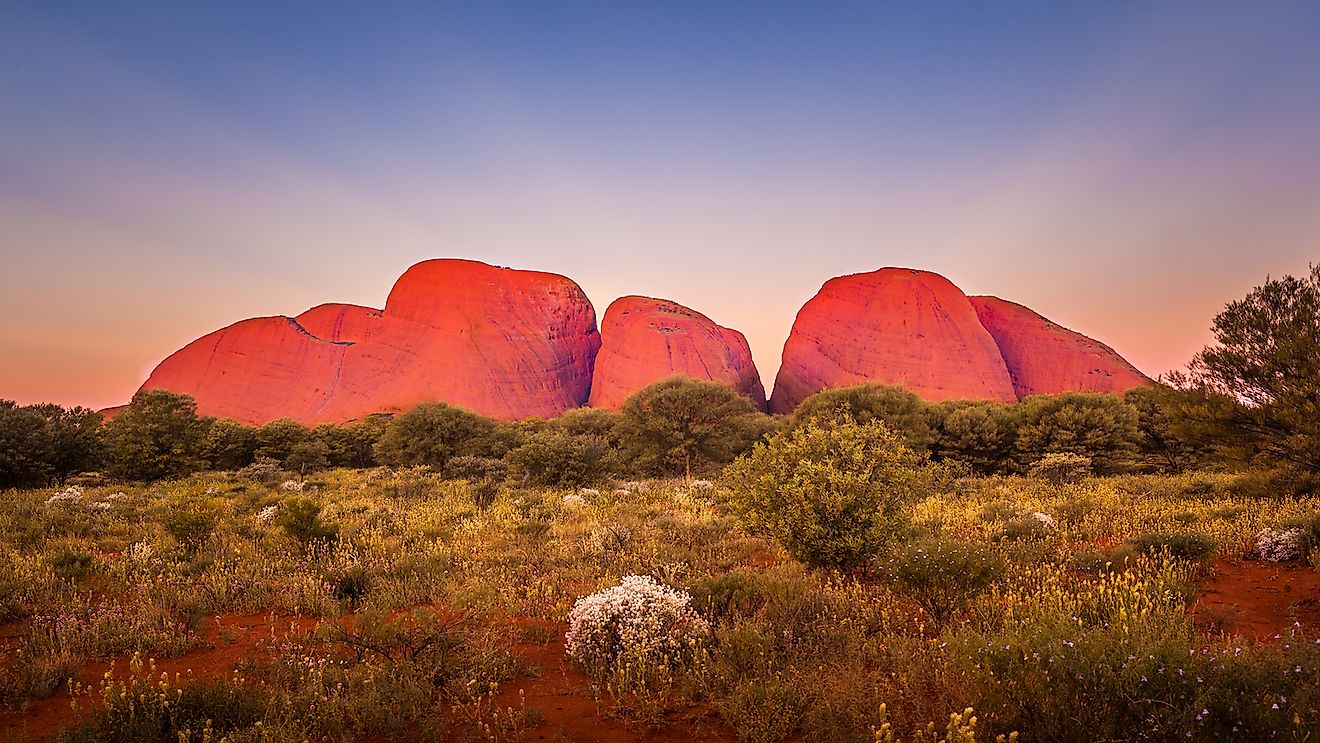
[255,418,312,465]
[506,429,616,488]
[104,390,207,482]
[0,401,103,487]
[724,417,928,572]
[373,402,502,475]
[618,376,764,480]
[1168,265,1320,473]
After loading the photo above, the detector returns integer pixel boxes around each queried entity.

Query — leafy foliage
[1169,265,1320,473]
[725,416,928,571]
[618,376,766,479]
[103,390,207,482]
[792,383,938,456]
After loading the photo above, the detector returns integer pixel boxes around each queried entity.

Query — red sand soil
[1192,559,1320,641]
[1,615,731,742]
[489,622,732,743]
[0,613,316,742]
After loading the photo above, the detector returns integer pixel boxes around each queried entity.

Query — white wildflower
[562,493,586,508]
[1030,512,1056,528]
[578,488,600,497]
[688,479,714,490]
[45,486,84,506]
[280,480,304,492]
[256,505,280,525]
[565,575,709,674]
[1254,527,1305,562]
[105,491,127,501]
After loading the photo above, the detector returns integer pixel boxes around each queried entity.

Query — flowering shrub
[1027,452,1092,485]
[44,486,84,506]
[565,575,709,677]
[1253,527,1304,562]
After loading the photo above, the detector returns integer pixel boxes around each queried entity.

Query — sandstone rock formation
[969,296,1152,398]
[770,268,1018,413]
[139,259,600,424]
[588,296,766,410]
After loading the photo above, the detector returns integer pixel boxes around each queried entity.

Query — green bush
[1014,393,1138,474]
[791,383,938,456]
[276,497,339,548]
[505,430,614,488]
[104,390,208,482]
[724,417,928,572]
[619,376,766,479]
[162,505,218,554]
[884,539,1005,631]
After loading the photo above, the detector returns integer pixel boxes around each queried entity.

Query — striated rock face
[588,296,766,410]
[969,296,1152,398]
[770,268,1018,413]
[140,259,601,424]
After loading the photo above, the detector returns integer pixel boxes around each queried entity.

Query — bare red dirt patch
[1192,560,1320,641]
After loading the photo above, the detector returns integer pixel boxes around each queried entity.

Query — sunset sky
[2,1,1318,410]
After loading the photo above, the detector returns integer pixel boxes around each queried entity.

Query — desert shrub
[374,402,505,474]
[276,496,339,548]
[46,547,95,580]
[932,400,1018,474]
[103,390,207,482]
[721,678,811,743]
[1126,531,1217,562]
[1014,393,1138,474]
[236,456,284,484]
[446,455,507,508]
[792,383,938,456]
[161,505,218,554]
[1227,468,1320,499]
[725,417,928,572]
[1027,452,1092,485]
[505,429,615,487]
[994,512,1055,542]
[618,376,766,479]
[957,617,1319,741]
[884,539,1006,631]
[565,575,709,678]
[57,655,264,743]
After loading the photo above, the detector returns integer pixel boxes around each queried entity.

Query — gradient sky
[2,1,1318,410]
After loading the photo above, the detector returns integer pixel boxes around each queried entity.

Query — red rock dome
[588,296,765,410]
[140,259,600,424]
[969,295,1152,398]
[769,268,1018,413]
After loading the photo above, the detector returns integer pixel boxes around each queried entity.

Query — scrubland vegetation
[0,268,1318,741]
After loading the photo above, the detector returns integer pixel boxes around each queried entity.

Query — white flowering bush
[1030,512,1056,528]
[280,480,305,492]
[561,493,586,508]
[45,486,84,506]
[256,505,280,525]
[1253,527,1304,562]
[565,575,709,677]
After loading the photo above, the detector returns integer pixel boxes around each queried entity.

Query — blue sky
[2,1,1318,407]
